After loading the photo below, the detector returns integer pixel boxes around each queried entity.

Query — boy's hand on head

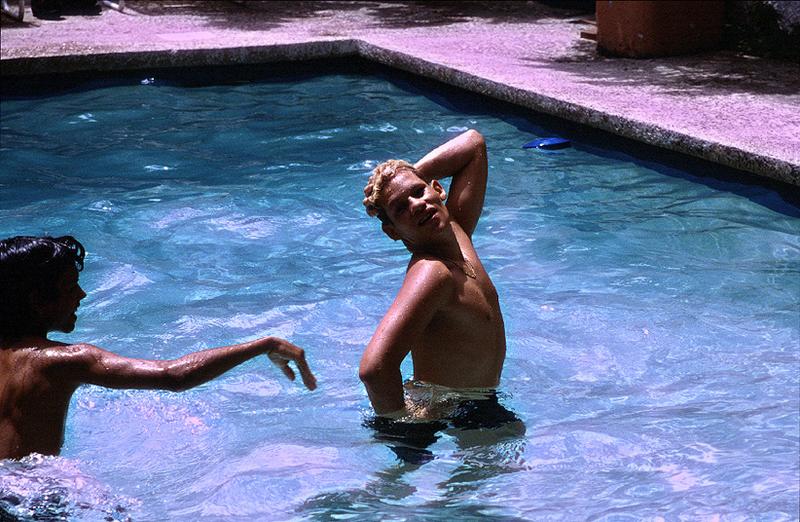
[267,338,317,390]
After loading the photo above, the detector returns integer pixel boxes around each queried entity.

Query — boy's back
[0,335,317,460]
[0,340,80,458]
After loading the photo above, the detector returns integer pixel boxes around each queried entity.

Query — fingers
[268,340,317,390]
[281,363,296,382]
[288,348,317,390]
[296,357,317,391]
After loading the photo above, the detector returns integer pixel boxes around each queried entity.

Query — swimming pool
[1,65,798,521]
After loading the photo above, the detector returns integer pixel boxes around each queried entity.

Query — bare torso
[409,224,506,388]
[0,341,79,459]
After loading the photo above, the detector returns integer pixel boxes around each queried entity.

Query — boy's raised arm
[413,129,488,237]
[59,337,316,391]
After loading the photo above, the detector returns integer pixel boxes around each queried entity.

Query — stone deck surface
[2,1,799,185]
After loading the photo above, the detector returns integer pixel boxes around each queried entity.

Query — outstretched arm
[359,260,453,416]
[413,129,488,237]
[60,337,317,391]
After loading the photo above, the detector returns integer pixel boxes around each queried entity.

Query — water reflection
[298,391,527,520]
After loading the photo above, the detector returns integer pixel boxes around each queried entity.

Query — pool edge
[2,40,798,188]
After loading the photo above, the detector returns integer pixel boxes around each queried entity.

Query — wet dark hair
[0,235,86,341]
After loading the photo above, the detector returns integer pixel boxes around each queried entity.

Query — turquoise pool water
[1,69,798,521]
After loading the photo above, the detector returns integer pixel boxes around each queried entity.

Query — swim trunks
[364,383,521,464]
[447,391,520,430]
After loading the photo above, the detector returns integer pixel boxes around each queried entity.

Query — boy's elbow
[163,364,192,392]
[358,363,378,386]
[466,129,485,147]
[359,360,388,387]
[465,129,486,161]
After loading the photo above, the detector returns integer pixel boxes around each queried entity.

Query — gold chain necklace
[441,256,477,279]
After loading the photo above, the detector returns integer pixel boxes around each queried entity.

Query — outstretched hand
[267,338,318,390]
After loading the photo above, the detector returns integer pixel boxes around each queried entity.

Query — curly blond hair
[362,159,417,223]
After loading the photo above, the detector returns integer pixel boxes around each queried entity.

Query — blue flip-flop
[522,137,571,150]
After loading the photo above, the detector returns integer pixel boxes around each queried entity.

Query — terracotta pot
[596,0,724,57]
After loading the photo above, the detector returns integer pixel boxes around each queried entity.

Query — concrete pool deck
[2,1,799,186]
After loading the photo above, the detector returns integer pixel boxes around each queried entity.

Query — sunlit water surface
[1,71,798,521]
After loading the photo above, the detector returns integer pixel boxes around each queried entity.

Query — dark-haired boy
[0,235,316,460]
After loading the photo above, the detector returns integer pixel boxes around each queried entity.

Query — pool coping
[2,37,799,188]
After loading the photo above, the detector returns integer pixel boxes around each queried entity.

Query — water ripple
[0,455,140,522]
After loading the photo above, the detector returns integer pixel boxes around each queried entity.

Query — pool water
[1,69,798,521]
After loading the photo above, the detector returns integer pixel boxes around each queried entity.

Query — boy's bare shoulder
[399,257,458,309]
[45,342,103,358]
[0,342,100,386]
[26,342,105,371]
[407,257,456,286]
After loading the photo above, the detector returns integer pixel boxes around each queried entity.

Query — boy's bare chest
[428,276,502,341]
[412,277,505,387]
